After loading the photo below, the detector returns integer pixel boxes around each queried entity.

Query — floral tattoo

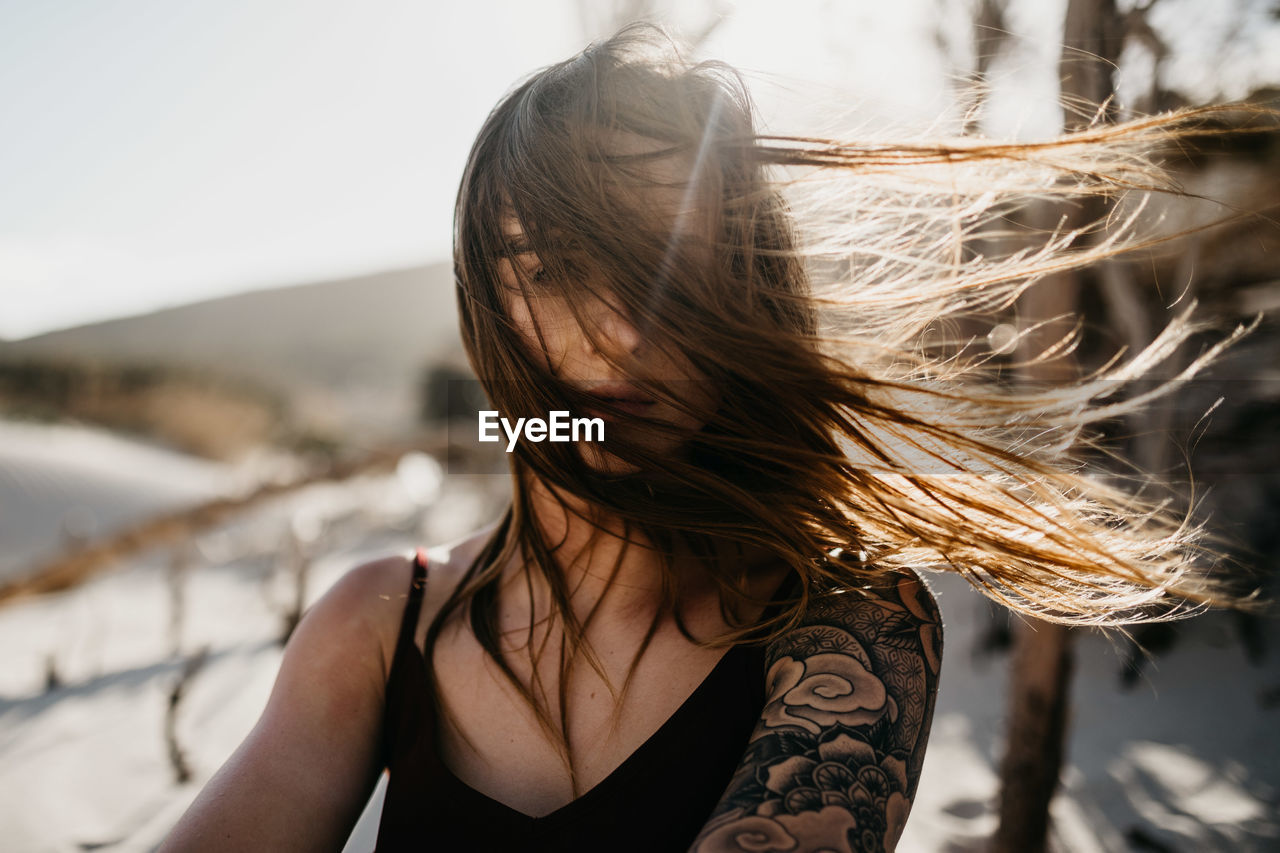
[691,573,942,853]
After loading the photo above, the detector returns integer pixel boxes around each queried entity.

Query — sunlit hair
[436,24,1258,780]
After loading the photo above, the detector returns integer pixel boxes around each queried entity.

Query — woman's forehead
[602,131,700,211]
[501,217,525,242]
[498,161,706,253]
[497,217,534,255]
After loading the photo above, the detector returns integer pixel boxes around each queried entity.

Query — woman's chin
[577,431,689,476]
[578,442,642,475]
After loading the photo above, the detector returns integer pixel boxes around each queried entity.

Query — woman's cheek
[503,291,548,353]
[507,294,579,373]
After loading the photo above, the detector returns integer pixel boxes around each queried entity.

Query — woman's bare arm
[690,572,943,853]
[158,556,412,852]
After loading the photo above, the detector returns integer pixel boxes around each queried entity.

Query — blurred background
[0,1,1277,850]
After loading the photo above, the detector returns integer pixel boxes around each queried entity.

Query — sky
[1,0,1276,340]
[0,0,584,339]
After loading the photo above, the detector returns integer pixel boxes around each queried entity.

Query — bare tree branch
[165,646,210,785]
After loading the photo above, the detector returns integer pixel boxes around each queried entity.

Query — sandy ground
[0,421,238,580]
[0,421,1276,852]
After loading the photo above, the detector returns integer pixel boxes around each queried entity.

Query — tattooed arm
[690,571,943,853]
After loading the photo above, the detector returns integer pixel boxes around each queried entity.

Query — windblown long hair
[433,24,1256,776]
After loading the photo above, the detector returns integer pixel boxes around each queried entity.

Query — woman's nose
[587,296,643,357]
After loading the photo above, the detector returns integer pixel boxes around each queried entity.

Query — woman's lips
[583,383,657,417]
[593,399,656,417]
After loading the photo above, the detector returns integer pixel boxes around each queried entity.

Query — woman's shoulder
[416,520,502,594]
[807,560,941,619]
[329,522,501,662]
[792,566,944,670]
[861,567,942,628]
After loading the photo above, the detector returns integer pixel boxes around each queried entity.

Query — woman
[160,25,1247,853]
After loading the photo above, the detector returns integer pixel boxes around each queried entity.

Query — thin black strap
[377,549,434,841]
[733,570,803,646]
[395,547,429,651]
[740,569,794,625]
[760,570,802,621]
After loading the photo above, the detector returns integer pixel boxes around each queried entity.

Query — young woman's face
[496,216,717,472]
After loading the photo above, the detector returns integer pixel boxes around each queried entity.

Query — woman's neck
[520,476,676,603]
[484,475,788,658]
[509,476,783,614]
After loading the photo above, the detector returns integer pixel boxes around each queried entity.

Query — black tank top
[374,549,784,852]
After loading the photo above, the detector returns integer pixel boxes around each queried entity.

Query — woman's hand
[158,556,413,852]
[690,572,942,853]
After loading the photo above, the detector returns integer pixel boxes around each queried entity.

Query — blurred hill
[0,265,466,444]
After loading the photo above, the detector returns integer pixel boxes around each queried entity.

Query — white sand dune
[0,420,238,581]
[0,421,1276,851]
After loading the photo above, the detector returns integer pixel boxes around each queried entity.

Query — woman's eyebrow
[494,240,535,258]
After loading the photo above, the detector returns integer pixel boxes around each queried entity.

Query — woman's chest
[426,623,741,817]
